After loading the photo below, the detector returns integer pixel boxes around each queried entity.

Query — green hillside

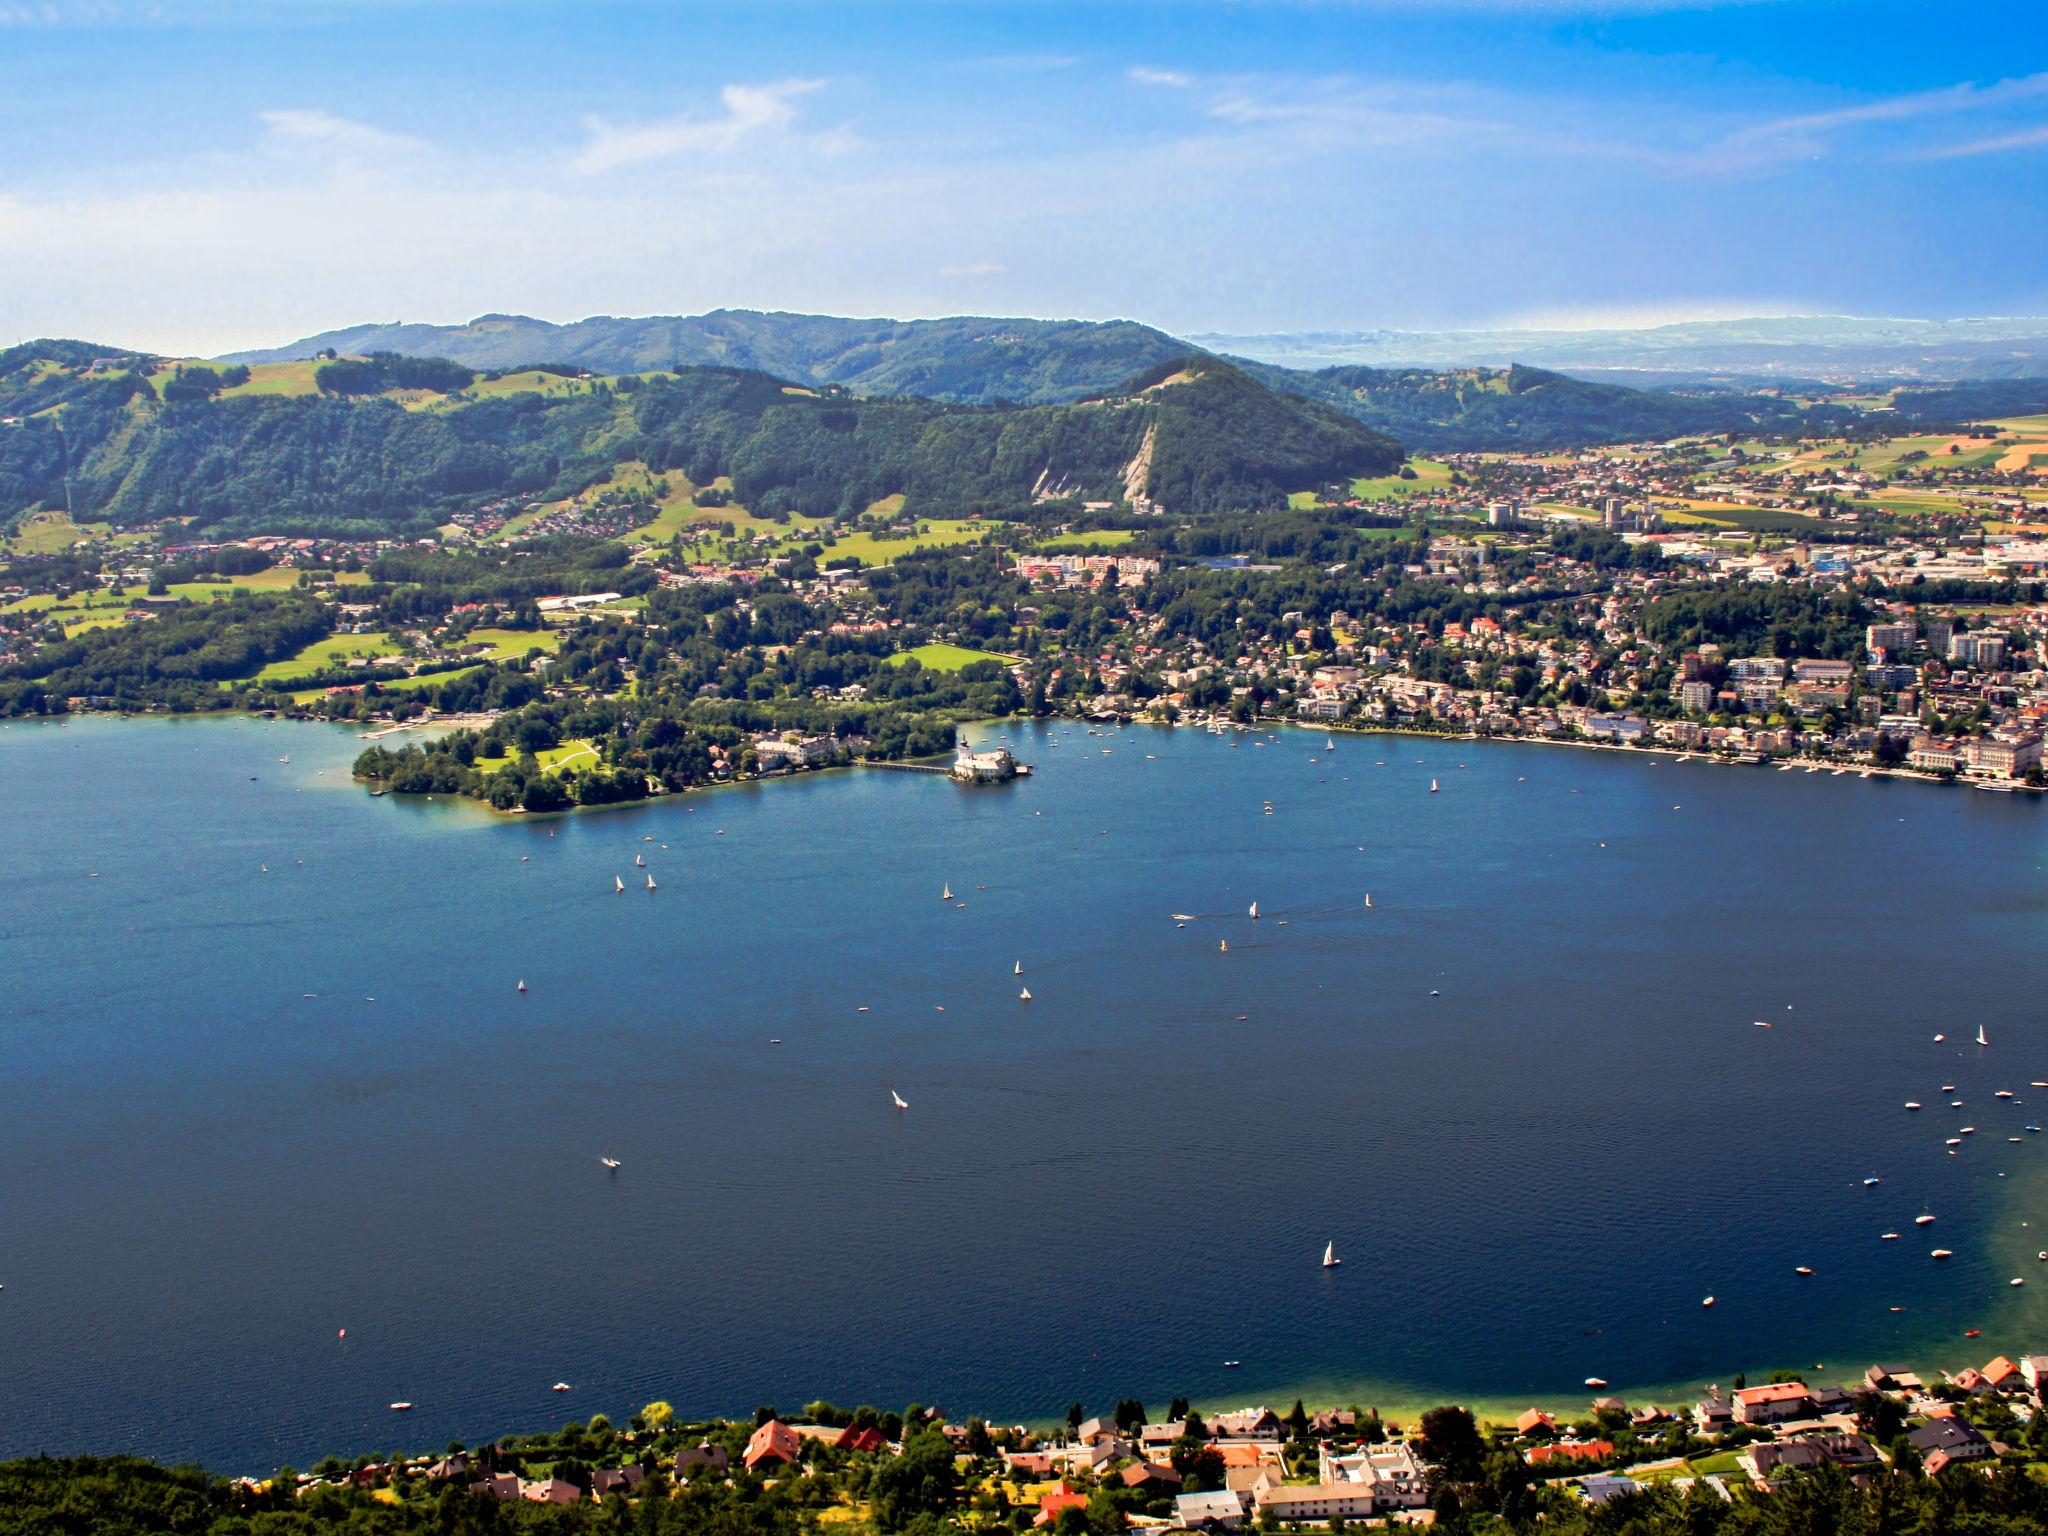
[0,349,1400,539]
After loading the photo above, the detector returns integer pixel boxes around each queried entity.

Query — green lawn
[252,631,408,684]
[473,737,600,773]
[886,643,1021,672]
[3,511,113,554]
[1036,529,1136,550]
[459,626,560,660]
[285,665,483,706]
[811,519,996,567]
[1350,459,1454,501]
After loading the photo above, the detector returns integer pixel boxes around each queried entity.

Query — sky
[2,0,2045,356]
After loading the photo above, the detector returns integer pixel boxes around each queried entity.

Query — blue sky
[2,0,2045,354]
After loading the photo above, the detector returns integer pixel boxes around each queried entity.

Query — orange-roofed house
[1983,1356,2023,1390]
[1527,1441,1613,1466]
[1034,1484,1092,1527]
[1731,1383,1811,1424]
[745,1419,802,1471]
[1514,1410,1556,1437]
[1215,1443,1277,1469]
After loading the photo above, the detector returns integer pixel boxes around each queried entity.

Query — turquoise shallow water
[3,714,2047,1470]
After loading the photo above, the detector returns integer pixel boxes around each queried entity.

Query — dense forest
[0,351,1399,537]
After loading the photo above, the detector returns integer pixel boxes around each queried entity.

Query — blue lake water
[3,714,2048,1470]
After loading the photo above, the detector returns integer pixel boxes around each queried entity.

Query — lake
[3,714,2047,1470]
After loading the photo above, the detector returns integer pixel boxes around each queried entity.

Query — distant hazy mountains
[223,311,1193,408]
[1195,315,2048,384]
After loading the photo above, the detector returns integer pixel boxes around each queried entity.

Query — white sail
[1979,1025,1990,1046]
[1219,939,1229,952]
[614,875,624,893]
[517,979,527,993]
[1249,900,1260,919]
[1019,987,1032,1001]
[1430,778,1439,793]
[891,1089,908,1110]
[635,854,645,867]
[1014,961,1023,975]
[646,873,656,890]
[1322,1241,1340,1268]
[942,884,953,901]
[1364,893,1373,909]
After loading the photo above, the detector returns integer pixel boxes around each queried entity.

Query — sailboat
[891,1089,909,1111]
[1326,737,1336,751]
[646,872,657,890]
[1322,1241,1341,1269]
[635,854,645,867]
[1019,987,1032,1001]
[614,874,624,893]
[941,884,953,901]
[600,1152,621,1170]
[516,979,527,993]
[1364,893,1373,909]
[1429,778,1439,793]
[1014,961,1023,976]
[1219,939,1229,952]
[1248,901,1260,919]
[1978,1024,1990,1047]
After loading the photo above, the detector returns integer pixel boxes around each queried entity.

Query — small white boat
[1978,1025,1989,1047]
[941,884,953,901]
[634,854,645,867]
[1364,894,1373,909]
[1429,778,1439,793]
[1172,913,1195,922]
[891,1089,909,1111]
[1934,1033,1946,1042]
[600,1154,621,1170]
[1754,1020,1772,1029]
[1904,1101,1920,1110]
[1863,1175,1882,1186]
[1931,1248,1953,1259]
[1326,737,1336,750]
[1014,961,1023,976]
[1702,1296,1715,1307]
[553,1382,572,1392]
[1249,901,1259,919]
[646,873,656,890]
[2014,1278,2027,1287]
[1997,1090,2015,1098]
[1322,1241,1341,1269]
[1584,1377,1607,1389]
[1019,987,1032,1001]
[1795,1266,1813,1276]
[517,979,527,993]
[1219,939,1229,952]
[390,1402,413,1412]
[1916,1213,1937,1225]
[614,875,624,893]
[1882,1233,1900,1241]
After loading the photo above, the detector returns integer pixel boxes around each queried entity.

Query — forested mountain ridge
[0,348,1401,538]
[222,311,1195,408]
[1237,360,1853,452]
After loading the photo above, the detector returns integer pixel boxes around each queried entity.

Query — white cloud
[573,79,831,174]
[1915,120,2048,161]
[937,261,1005,278]
[1129,66,1193,88]
[258,109,422,155]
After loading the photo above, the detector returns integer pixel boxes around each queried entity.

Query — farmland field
[885,643,1021,672]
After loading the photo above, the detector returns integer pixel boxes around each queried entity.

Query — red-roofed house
[1983,1356,2023,1390]
[1514,1409,1555,1437]
[836,1426,888,1453]
[745,1419,802,1471]
[1035,1484,1091,1527]
[1732,1383,1811,1424]
[1527,1441,1614,1466]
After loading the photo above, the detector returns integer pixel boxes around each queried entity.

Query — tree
[1114,1398,1147,1434]
[1285,1400,1309,1439]
[1416,1406,1483,1481]
[869,1429,961,1531]
[1067,1402,1086,1434]
[642,1401,674,1432]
